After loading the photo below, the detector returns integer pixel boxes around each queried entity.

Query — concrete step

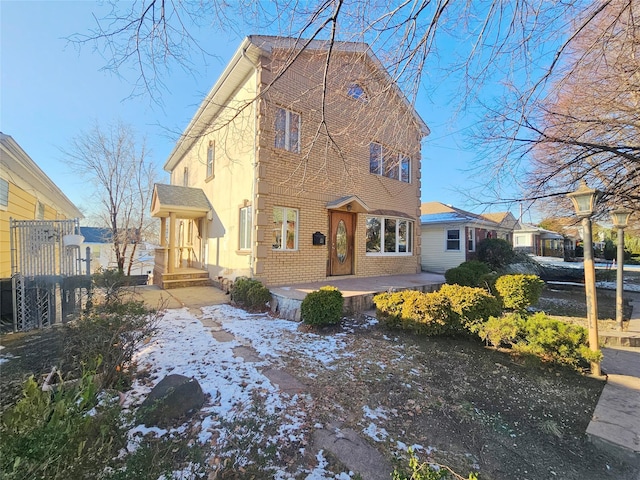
[161,272,209,281]
[161,277,212,289]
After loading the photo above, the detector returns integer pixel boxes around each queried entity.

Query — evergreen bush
[300,286,344,327]
[495,274,545,311]
[231,277,271,311]
[475,313,523,347]
[374,290,454,335]
[476,238,515,270]
[444,260,491,287]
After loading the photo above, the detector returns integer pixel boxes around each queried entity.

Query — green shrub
[476,238,515,270]
[439,284,502,333]
[301,286,344,327]
[514,312,597,367]
[231,277,271,311]
[374,290,454,336]
[475,313,524,347]
[0,370,125,480]
[64,300,158,389]
[495,274,545,311]
[444,260,491,287]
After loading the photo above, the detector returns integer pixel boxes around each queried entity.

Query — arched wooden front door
[329,211,355,276]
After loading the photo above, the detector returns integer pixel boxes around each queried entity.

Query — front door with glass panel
[329,211,354,276]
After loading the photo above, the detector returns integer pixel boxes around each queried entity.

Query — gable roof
[151,184,212,219]
[480,211,520,230]
[0,132,83,219]
[420,201,499,228]
[164,35,429,172]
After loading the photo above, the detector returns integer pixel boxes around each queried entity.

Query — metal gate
[10,218,87,331]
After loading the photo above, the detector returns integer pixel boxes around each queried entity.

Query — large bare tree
[72,0,638,219]
[64,121,156,275]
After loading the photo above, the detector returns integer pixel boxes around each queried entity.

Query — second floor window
[275,107,300,153]
[239,206,251,250]
[207,143,214,178]
[369,143,411,183]
[183,167,189,187]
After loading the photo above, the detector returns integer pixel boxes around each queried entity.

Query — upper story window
[446,229,461,251]
[369,143,411,183]
[272,206,298,251]
[274,107,300,153]
[0,178,8,210]
[366,216,413,255]
[183,167,189,187]
[347,83,368,102]
[206,143,214,179]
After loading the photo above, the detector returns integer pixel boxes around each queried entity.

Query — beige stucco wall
[252,49,424,286]
[170,70,258,280]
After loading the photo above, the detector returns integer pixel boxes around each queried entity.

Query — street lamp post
[611,209,632,331]
[567,181,601,376]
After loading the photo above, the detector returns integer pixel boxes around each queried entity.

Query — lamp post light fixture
[611,209,632,331]
[567,181,601,376]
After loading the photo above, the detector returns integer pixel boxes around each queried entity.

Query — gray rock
[139,374,205,427]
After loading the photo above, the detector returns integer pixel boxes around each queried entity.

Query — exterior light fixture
[567,180,601,376]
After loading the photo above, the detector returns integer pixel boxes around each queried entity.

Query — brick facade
[164,36,428,287]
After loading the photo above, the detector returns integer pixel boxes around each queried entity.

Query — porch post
[168,212,177,274]
[160,217,167,247]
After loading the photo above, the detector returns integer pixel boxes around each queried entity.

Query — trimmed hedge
[300,286,344,327]
[231,277,271,311]
[495,274,545,311]
[445,261,491,287]
[438,284,502,332]
[373,290,453,336]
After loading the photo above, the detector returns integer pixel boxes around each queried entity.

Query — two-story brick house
[151,35,429,288]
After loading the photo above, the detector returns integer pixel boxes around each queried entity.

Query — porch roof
[326,195,370,213]
[151,183,212,219]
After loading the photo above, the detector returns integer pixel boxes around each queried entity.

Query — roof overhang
[150,184,212,219]
[326,195,370,213]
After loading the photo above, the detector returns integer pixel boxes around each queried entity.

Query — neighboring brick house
[420,202,514,273]
[151,35,429,288]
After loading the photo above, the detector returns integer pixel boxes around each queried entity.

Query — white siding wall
[420,225,466,273]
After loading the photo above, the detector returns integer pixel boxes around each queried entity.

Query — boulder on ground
[138,374,205,427]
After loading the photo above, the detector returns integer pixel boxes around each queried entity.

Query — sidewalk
[587,299,640,469]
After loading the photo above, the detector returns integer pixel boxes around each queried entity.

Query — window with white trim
[183,167,189,187]
[35,201,45,220]
[274,107,300,153]
[239,205,252,250]
[446,229,461,251]
[366,216,413,254]
[206,143,214,178]
[369,142,411,183]
[467,228,475,251]
[0,178,8,210]
[272,206,298,251]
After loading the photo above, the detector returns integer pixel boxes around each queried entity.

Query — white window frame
[369,142,411,183]
[183,167,189,187]
[239,205,252,251]
[446,228,461,251]
[366,215,413,255]
[0,178,8,210]
[274,107,300,153]
[35,201,45,220]
[272,206,299,251]
[467,227,476,252]
[206,143,214,179]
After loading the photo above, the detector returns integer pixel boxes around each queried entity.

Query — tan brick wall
[253,49,424,286]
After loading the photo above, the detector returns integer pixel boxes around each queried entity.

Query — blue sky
[0,1,526,222]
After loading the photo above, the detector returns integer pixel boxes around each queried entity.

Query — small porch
[150,184,213,289]
[269,272,446,321]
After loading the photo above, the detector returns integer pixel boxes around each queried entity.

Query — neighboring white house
[513,224,565,257]
[80,227,156,277]
[420,202,513,273]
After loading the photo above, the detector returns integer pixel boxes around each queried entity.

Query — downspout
[241,46,260,278]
